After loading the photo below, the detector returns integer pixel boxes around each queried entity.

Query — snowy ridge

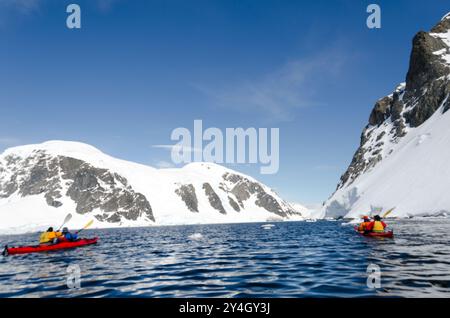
[430,30,450,64]
[431,12,450,65]
[0,141,300,234]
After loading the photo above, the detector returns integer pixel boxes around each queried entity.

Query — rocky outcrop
[335,15,450,191]
[222,172,296,217]
[228,196,241,212]
[405,32,447,93]
[0,151,154,223]
[175,184,199,212]
[203,183,226,214]
[173,172,299,217]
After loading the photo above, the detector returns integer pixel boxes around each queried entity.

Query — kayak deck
[2,237,98,256]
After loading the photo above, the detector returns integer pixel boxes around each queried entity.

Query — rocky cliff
[323,13,450,218]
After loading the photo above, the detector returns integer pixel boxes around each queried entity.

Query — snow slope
[324,102,450,219]
[290,203,324,220]
[0,141,299,234]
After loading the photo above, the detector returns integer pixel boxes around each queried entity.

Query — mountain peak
[2,140,104,158]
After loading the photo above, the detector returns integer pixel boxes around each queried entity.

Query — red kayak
[2,238,98,256]
[354,227,394,238]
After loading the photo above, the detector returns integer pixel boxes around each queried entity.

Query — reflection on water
[0,219,449,297]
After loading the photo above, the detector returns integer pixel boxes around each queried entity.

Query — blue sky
[0,0,449,205]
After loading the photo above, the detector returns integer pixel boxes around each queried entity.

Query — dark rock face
[0,151,154,223]
[60,157,153,222]
[203,183,226,214]
[335,15,450,191]
[369,96,392,126]
[404,79,450,127]
[222,173,296,217]
[175,184,199,212]
[403,27,450,127]
[431,16,450,33]
[228,196,241,212]
[405,32,447,93]
[173,172,298,217]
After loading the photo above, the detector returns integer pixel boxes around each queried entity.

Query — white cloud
[195,49,346,122]
[152,144,202,153]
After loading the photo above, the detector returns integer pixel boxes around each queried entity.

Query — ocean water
[0,219,449,298]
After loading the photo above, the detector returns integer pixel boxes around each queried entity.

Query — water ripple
[1,219,450,297]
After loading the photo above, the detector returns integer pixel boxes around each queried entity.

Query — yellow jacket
[39,231,62,244]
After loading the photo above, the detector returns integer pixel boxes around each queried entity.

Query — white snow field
[323,102,450,219]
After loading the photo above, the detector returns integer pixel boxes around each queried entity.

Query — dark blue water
[1,219,449,297]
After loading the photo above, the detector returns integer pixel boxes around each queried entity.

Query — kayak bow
[2,237,98,256]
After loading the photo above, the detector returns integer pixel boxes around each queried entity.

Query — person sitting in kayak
[59,227,79,242]
[39,227,63,244]
[357,216,371,232]
[365,215,387,233]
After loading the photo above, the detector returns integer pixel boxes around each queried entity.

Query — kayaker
[59,227,79,242]
[39,227,63,244]
[357,216,371,232]
[366,215,387,233]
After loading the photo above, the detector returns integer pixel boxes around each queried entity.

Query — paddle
[382,207,396,218]
[359,207,396,220]
[75,220,94,235]
[57,213,72,231]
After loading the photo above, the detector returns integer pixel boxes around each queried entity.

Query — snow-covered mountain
[290,203,323,220]
[0,140,301,234]
[323,13,450,219]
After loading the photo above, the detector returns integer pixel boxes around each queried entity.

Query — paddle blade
[382,207,396,218]
[63,213,73,224]
[75,220,94,235]
[57,213,73,231]
[82,220,94,230]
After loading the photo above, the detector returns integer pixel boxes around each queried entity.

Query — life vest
[358,222,370,232]
[39,232,49,244]
[39,231,62,244]
[372,221,385,233]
